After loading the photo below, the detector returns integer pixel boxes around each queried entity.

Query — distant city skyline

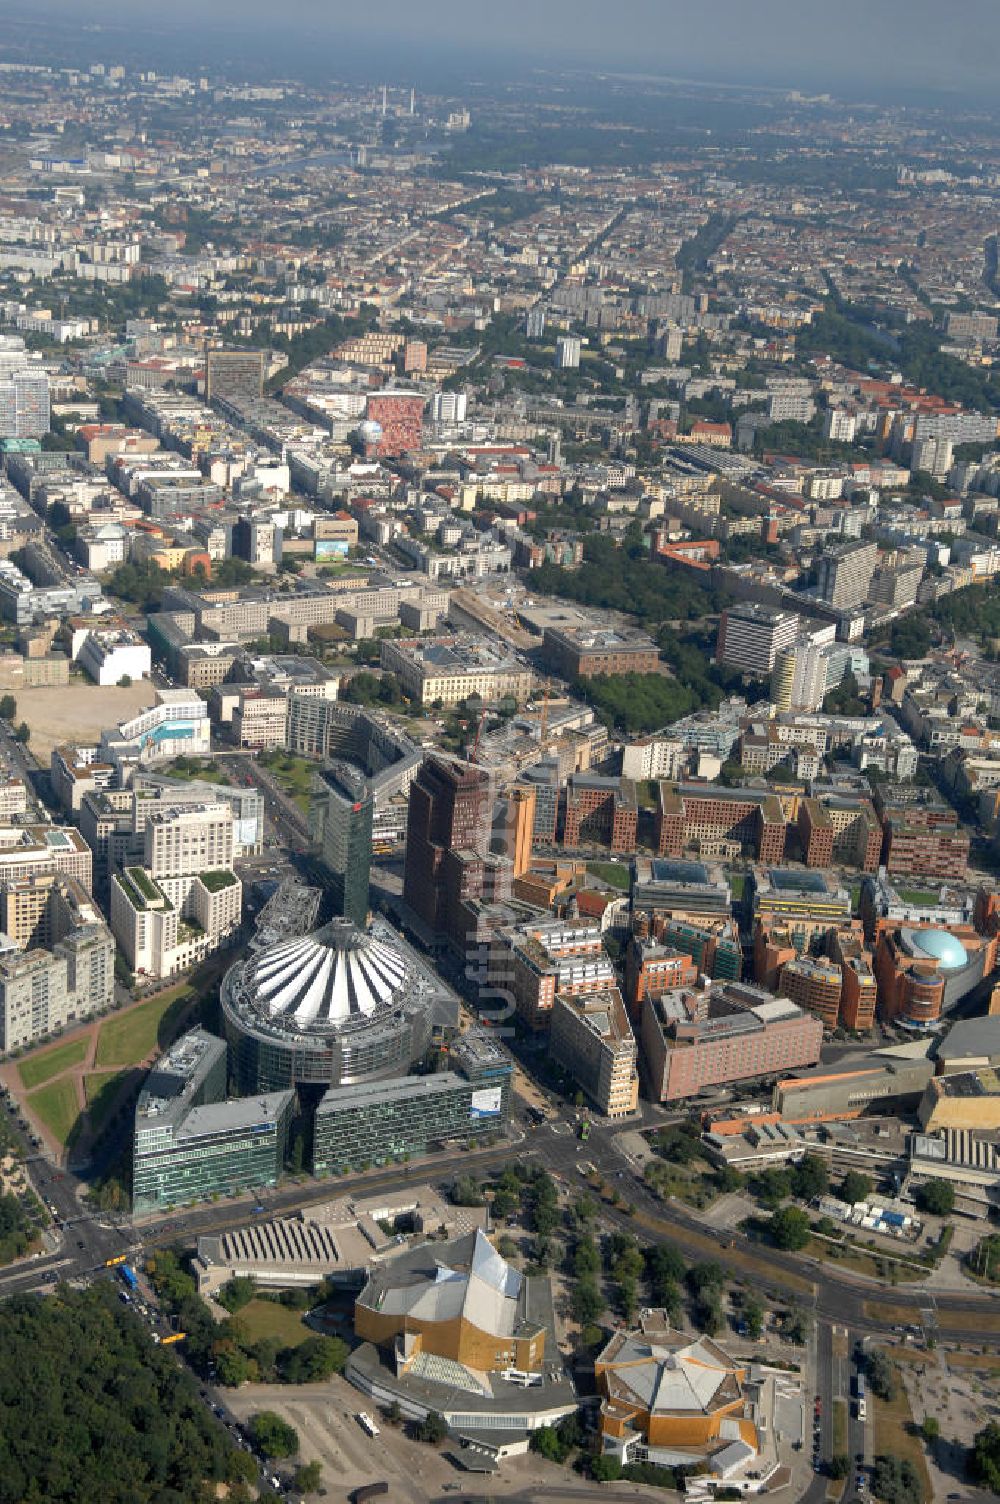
[3,0,1000,98]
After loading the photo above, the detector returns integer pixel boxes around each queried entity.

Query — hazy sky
[5,0,1000,96]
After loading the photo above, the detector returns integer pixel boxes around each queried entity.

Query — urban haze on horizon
[1,0,1000,96]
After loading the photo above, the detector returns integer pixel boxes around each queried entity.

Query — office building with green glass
[132,1027,294,1213]
[661,919,742,981]
[313,1030,512,1175]
[311,761,373,928]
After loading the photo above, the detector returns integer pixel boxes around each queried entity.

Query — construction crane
[469,705,487,763]
[538,677,551,745]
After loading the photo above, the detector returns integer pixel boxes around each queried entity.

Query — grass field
[17,1036,88,1090]
[236,1299,311,1348]
[28,1078,81,1146]
[261,752,315,813]
[83,1072,129,1135]
[810,1239,924,1283]
[941,1309,1000,1334]
[863,1300,922,1324]
[896,887,938,905]
[832,1397,848,1456]
[945,1351,1000,1375]
[586,861,630,891]
[872,1353,932,1503]
[95,986,193,1069]
[865,1301,1000,1337]
[166,759,229,785]
[632,1206,816,1298]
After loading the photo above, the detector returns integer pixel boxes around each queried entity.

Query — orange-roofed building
[595,1315,760,1475]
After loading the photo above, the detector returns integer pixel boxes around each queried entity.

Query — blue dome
[901,927,968,971]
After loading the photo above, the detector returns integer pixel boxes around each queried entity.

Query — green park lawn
[236,1299,311,1348]
[262,753,315,814]
[95,985,193,1069]
[28,1079,82,1146]
[872,1353,933,1502]
[17,1036,89,1091]
[586,861,630,892]
[895,887,938,905]
[83,1072,130,1135]
[166,759,229,785]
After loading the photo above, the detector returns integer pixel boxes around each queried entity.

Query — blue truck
[120,1264,139,1293]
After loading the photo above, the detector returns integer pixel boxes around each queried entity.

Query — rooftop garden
[126,867,161,904]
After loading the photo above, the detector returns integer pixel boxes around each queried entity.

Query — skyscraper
[556,335,581,369]
[403,755,491,937]
[0,341,50,440]
[815,540,878,610]
[312,762,374,928]
[205,347,265,405]
[716,603,800,677]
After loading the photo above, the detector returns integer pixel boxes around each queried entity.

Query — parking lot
[220,1376,622,1503]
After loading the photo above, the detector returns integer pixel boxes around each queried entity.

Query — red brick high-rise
[403,755,491,939]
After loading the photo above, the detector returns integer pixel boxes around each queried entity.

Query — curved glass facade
[220,918,439,1094]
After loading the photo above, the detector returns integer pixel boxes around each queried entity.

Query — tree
[752,1167,792,1206]
[971,1420,1000,1493]
[573,1237,601,1280]
[416,1411,448,1445]
[217,1276,257,1314]
[491,1184,519,1220]
[530,1425,570,1464]
[871,1454,923,1504]
[890,615,932,660]
[687,1260,725,1297]
[743,1298,764,1341]
[866,1349,897,1402]
[915,1179,955,1217]
[214,1343,257,1387]
[278,1335,348,1383]
[829,1454,850,1479]
[970,1234,1000,1283]
[647,1241,686,1293]
[717,758,745,788]
[696,1295,723,1336]
[450,1175,484,1207]
[769,1205,811,1251]
[0,695,15,721]
[251,1336,283,1382]
[840,1171,873,1206]
[250,1411,299,1459]
[118,674,132,688]
[0,1283,247,1496]
[294,1460,323,1494]
[13,722,29,744]
[570,1279,603,1325]
[781,1310,808,1346]
[789,1153,828,1203]
[714,1164,744,1194]
[921,1416,940,1445]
